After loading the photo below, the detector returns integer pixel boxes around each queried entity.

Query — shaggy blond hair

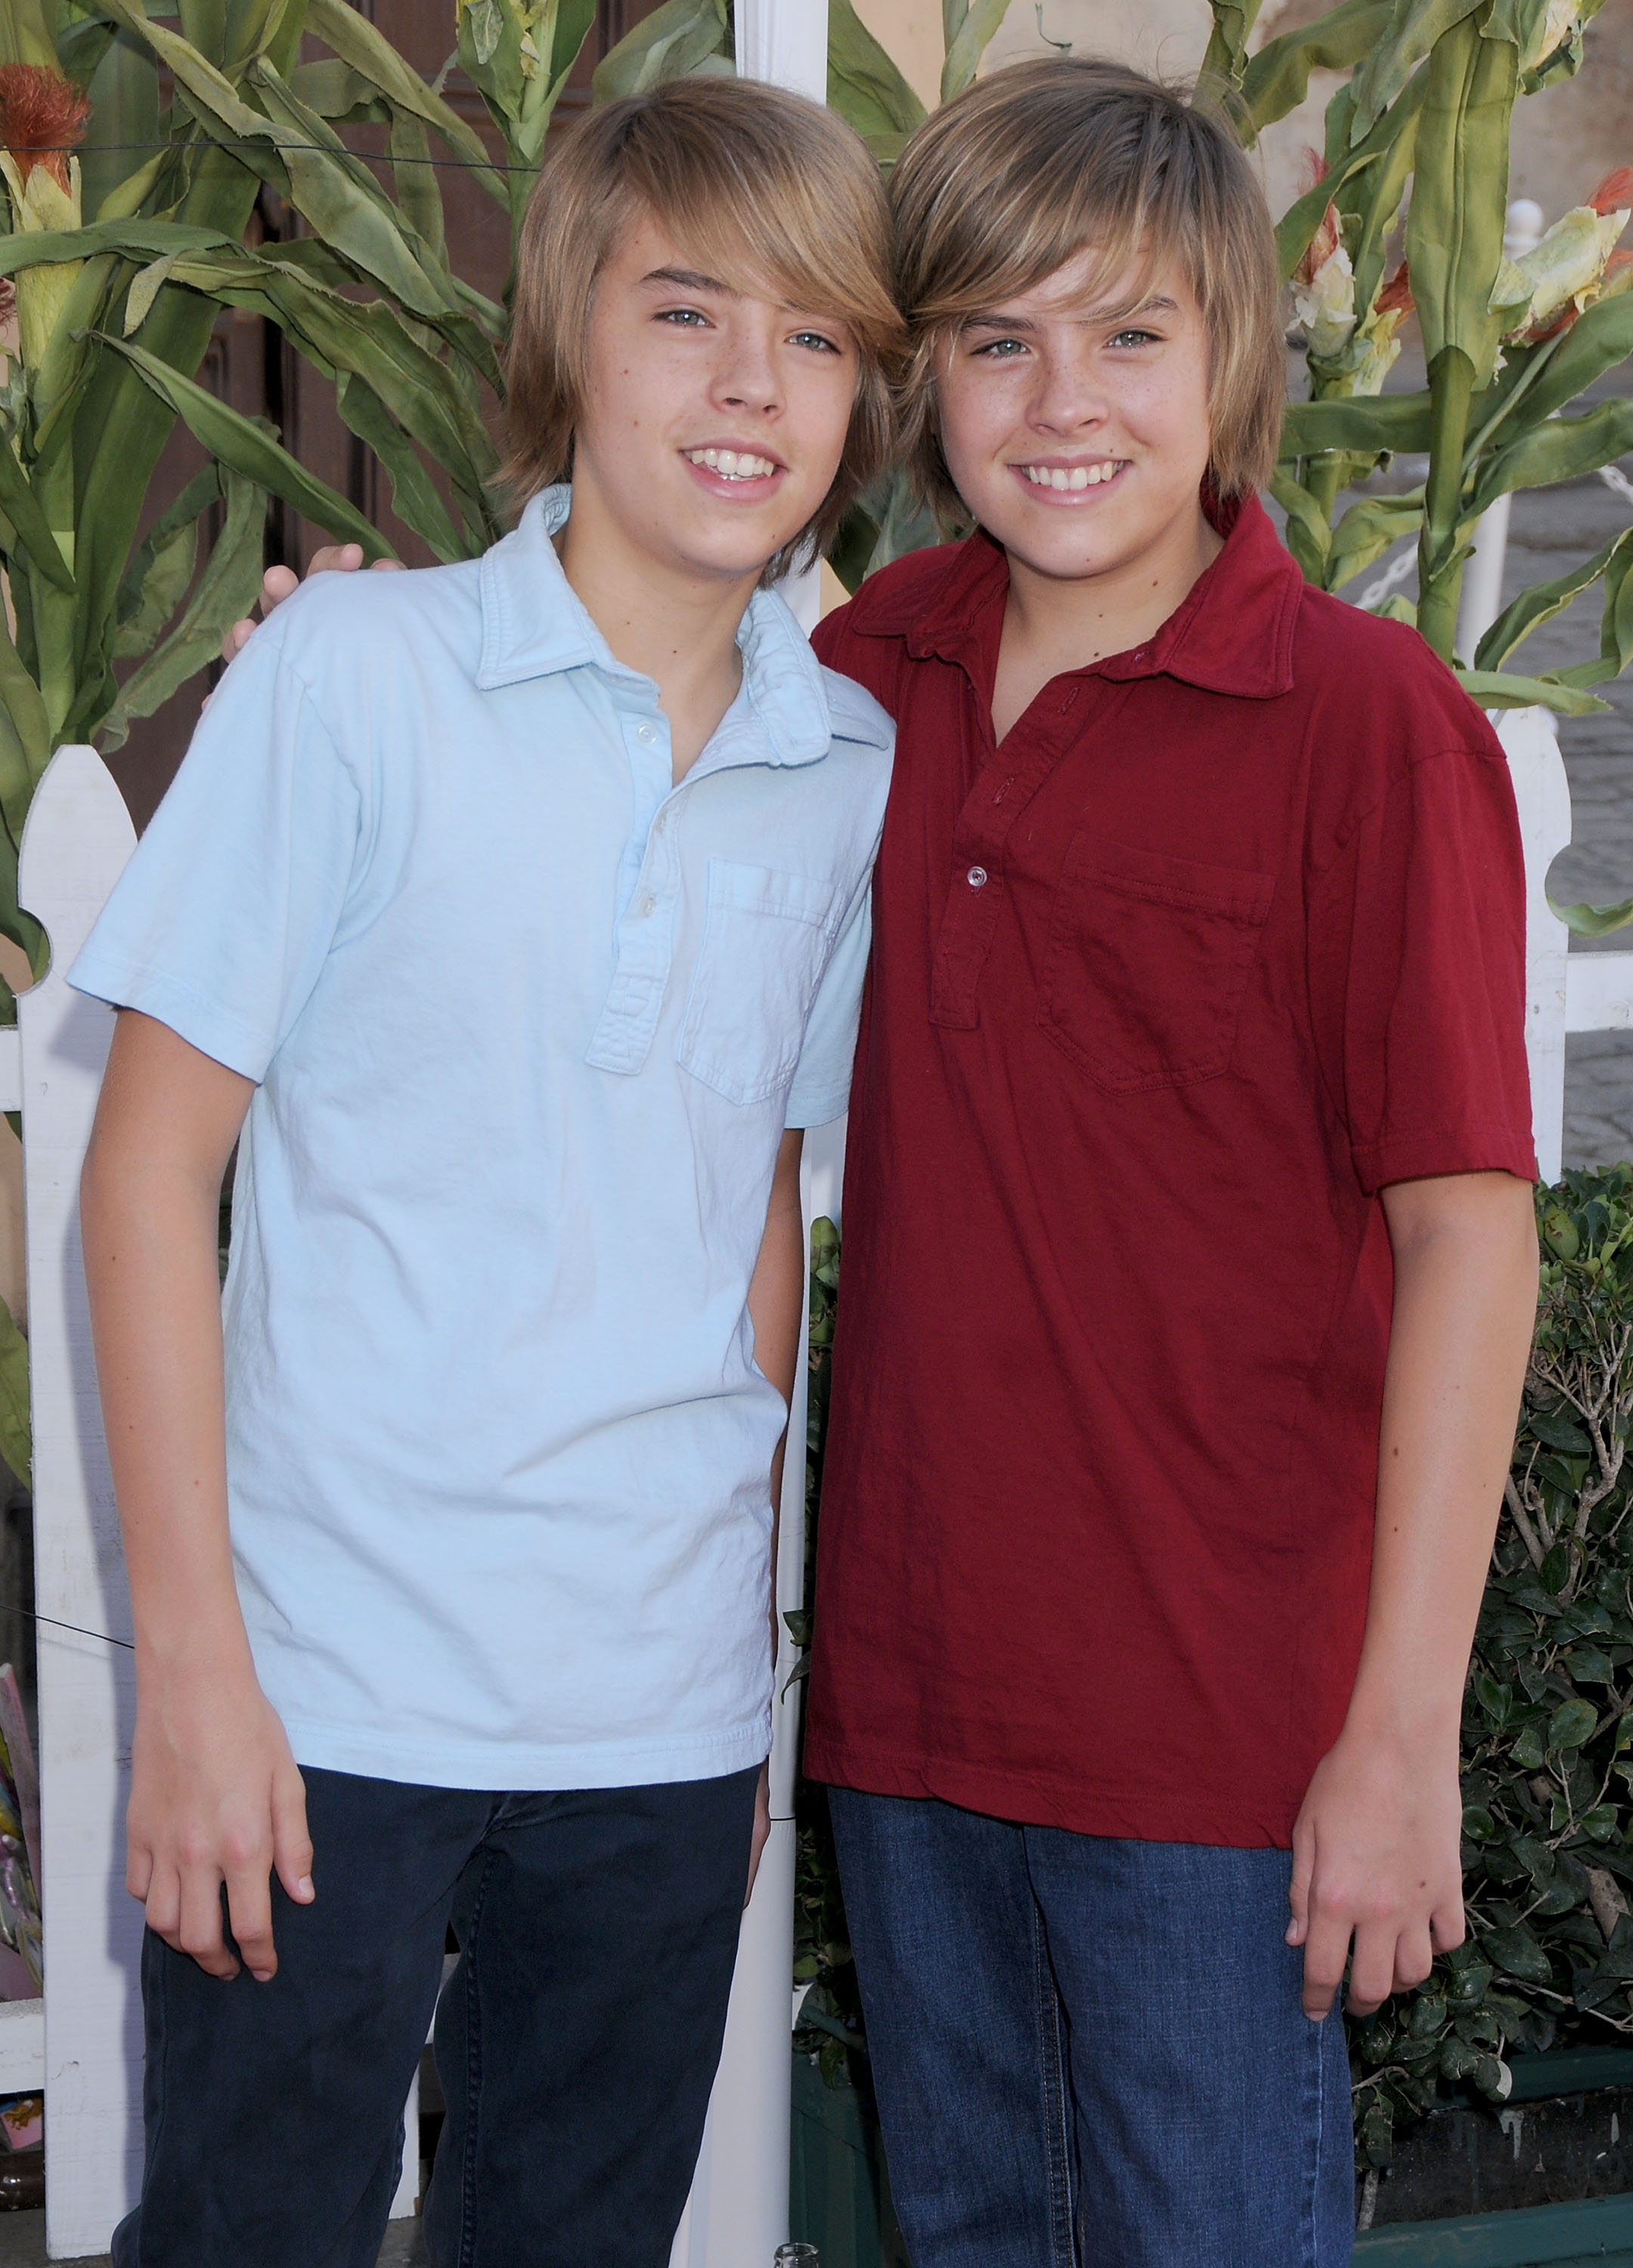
[891,57,1285,520]
[504,77,904,580]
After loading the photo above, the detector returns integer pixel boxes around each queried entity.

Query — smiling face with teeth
[561,211,861,603]
[934,247,1220,632]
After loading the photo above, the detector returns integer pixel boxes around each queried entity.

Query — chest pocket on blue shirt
[678,859,842,1106]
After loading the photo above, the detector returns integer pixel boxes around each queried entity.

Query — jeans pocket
[677,858,841,1105]
[1038,832,1274,1094]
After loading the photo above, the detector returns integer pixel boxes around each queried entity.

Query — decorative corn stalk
[1218,0,1633,715]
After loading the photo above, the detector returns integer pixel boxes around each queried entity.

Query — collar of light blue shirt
[476,486,879,770]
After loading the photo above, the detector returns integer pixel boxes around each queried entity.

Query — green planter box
[789,2052,906,2267]
[1353,2192,1633,2264]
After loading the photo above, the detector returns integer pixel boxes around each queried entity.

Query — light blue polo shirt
[71,488,892,1791]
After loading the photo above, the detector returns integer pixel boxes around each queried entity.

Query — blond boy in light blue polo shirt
[71,79,900,2268]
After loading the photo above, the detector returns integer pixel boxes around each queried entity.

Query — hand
[744,1760,772,1907]
[1286,1718,1465,2020]
[1287,1722,1464,2019]
[218,542,404,663]
[126,1662,314,1983]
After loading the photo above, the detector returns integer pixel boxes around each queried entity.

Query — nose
[714,315,783,417]
[1030,344,1109,435]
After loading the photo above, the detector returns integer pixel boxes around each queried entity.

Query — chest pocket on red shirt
[677,858,841,1105]
[1040,833,1274,1094]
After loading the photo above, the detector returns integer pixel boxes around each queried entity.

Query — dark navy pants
[111,1762,759,2268]
[829,1789,1355,2268]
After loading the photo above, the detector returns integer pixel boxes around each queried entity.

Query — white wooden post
[16,747,139,2259]
[1498,704,1633,1179]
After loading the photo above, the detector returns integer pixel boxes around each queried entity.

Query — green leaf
[1483,1919,1554,1982]
[1511,1719,1548,1769]
[1352,0,1488,144]
[1475,528,1633,672]
[305,0,508,204]
[0,446,74,598]
[1531,1410,1594,1455]
[1280,391,1433,459]
[1455,667,1613,717]
[101,473,268,751]
[91,331,393,560]
[0,615,49,846]
[0,1297,31,1490]
[942,0,1012,103]
[1548,891,1633,938]
[333,373,468,564]
[1404,11,1517,384]
[113,518,197,662]
[1471,401,1633,519]
[1240,0,1398,134]
[1269,468,1332,584]
[1550,1696,1600,1753]
[1328,492,1424,592]
[591,0,728,103]
[828,0,925,150]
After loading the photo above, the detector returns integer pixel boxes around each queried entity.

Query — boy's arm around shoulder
[82,1011,314,1984]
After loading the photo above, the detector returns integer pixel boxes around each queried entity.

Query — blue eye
[658,308,708,327]
[791,330,841,355]
[1108,328,1160,349]
[975,338,1027,358]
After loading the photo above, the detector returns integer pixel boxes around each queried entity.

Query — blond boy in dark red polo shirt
[805,60,1540,2266]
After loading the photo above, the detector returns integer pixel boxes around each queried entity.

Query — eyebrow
[962,292,1181,332]
[640,265,740,298]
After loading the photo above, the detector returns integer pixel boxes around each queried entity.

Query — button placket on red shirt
[928,677,1132,1027]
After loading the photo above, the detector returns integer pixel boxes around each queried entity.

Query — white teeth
[686,448,776,481]
[1023,460,1122,489]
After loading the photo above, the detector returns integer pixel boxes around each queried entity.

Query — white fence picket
[18,746,139,2259]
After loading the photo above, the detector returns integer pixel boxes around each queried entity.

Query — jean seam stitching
[457,1848,497,2268]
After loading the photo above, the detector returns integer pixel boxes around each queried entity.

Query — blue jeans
[111,1763,759,2268]
[829,1789,1353,2268]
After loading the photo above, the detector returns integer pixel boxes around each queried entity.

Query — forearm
[82,1014,254,1687]
[1345,1171,1539,1749]
[747,1129,805,1635]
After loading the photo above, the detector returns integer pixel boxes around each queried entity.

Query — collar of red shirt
[856,490,1306,702]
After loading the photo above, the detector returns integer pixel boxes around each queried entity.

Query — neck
[557,469,760,778]
[1006,500,1222,665]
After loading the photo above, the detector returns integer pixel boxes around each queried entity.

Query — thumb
[1287,1812,1315,1947]
[271,1765,315,1906]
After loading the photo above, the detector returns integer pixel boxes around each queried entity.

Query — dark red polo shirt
[804,495,1535,1848]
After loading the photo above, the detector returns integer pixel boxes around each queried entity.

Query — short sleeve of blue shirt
[784,863,873,1130]
[72,631,361,1081]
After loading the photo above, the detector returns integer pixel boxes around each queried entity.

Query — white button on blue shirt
[70,488,894,1792]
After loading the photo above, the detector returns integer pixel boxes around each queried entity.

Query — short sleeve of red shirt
[804,502,1537,1849]
[1308,736,1535,1195]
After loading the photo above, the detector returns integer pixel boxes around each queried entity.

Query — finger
[1345,1920,1400,2018]
[271,1766,315,1907]
[368,556,407,572]
[218,617,257,664]
[1300,1900,1353,2021]
[305,544,364,576]
[258,564,299,617]
[1391,1923,1435,1998]
[125,1825,154,1903]
[1286,1817,1315,1947]
[223,1857,277,1984]
[176,1867,238,1981]
[140,1857,180,1945]
[1430,1895,1466,1955]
